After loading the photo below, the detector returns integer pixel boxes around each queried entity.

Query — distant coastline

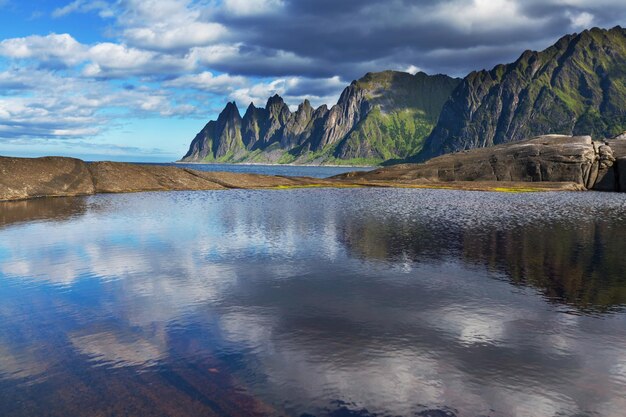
[172,161,376,168]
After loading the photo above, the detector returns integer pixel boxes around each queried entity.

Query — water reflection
[0,196,88,227]
[0,189,625,416]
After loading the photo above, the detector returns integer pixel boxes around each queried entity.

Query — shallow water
[1,188,626,417]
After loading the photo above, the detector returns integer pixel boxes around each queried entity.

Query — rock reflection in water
[0,196,88,227]
[0,189,625,417]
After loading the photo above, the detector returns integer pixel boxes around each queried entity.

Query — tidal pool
[0,188,625,417]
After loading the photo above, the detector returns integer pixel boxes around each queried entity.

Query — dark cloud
[211,0,626,78]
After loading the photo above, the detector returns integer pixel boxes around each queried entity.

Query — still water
[1,188,626,417]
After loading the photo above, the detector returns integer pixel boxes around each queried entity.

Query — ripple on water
[0,188,625,416]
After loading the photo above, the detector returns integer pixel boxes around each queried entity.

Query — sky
[0,0,625,161]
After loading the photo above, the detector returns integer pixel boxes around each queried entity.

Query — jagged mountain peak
[266,94,286,108]
[181,69,460,164]
[220,101,241,118]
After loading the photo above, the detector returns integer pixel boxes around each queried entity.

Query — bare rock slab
[0,156,95,201]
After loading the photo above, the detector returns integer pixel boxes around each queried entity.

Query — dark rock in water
[336,135,626,192]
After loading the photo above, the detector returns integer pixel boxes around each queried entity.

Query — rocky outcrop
[0,156,95,200]
[417,26,626,161]
[181,71,460,165]
[0,156,345,201]
[337,135,626,192]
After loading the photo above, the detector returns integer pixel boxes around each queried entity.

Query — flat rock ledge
[2,136,612,202]
[0,158,350,201]
[336,135,626,192]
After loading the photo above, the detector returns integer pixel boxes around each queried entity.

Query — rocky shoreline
[0,157,353,201]
[2,135,624,202]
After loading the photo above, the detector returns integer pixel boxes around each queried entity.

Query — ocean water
[1,187,625,417]
[154,162,373,178]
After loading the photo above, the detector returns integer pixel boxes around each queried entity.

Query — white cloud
[430,0,538,32]
[404,65,421,75]
[52,0,114,18]
[123,21,226,51]
[567,11,595,29]
[0,33,86,66]
[223,0,284,16]
[88,42,155,70]
[0,67,198,141]
[116,0,227,51]
[82,43,195,78]
[229,75,344,109]
[164,71,247,93]
[230,78,285,106]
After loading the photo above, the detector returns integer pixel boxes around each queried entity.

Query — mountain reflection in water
[0,188,625,417]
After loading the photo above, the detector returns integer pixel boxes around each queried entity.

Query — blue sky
[0,0,625,161]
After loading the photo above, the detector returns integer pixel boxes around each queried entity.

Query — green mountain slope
[417,26,626,161]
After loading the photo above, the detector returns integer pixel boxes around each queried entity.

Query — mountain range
[181,26,626,165]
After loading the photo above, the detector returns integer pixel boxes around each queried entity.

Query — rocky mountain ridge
[416,26,626,161]
[181,71,460,165]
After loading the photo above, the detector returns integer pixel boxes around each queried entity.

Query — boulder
[591,142,617,191]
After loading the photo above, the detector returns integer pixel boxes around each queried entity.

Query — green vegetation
[340,108,434,161]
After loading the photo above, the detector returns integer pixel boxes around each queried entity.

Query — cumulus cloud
[164,71,247,94]
[116,0,227,51]
[0,68,198,141]
[568,11,595,29]
[0,33,86,67]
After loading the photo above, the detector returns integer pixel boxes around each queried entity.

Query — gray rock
[591,142,617,191]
